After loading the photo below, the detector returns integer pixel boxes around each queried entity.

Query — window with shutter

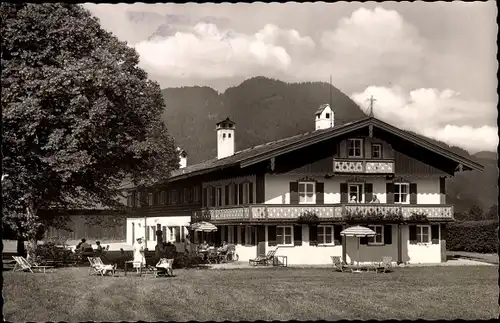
[364,183,373,203]
[294,225,302,246]
[276,226,293,246]
[367,225,384,245]
[386,183,394,204]
[394,183,410,204]
[249,182,254,203]
[316,183,324,204]
[317,225,334,245]
[290,182,299,204]
[410,183,418,204]
[309,225,318,246]
[340,183,348,203]
[384,225,392,245]
[299,182,315,204]
[268,226,277,246]
[225,184,231,205]
[334,225,342,245]
[431,224,439,244]
[241,226,246,245]
[416,225,430,243]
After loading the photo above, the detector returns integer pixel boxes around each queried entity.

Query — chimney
[315,103,335,130]
[177,147,188,168]
[216,117,236,159]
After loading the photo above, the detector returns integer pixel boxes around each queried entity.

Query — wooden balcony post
[397,224,402,264]
[248,205,252,220]
[264,206,268,219]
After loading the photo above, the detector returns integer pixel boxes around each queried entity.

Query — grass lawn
[3,266,498,321]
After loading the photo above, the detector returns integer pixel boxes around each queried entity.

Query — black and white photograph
[1,1,498,321]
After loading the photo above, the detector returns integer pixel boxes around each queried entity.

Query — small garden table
[273,255,288,267]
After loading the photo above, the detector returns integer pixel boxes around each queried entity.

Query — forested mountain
[161,77,497,213]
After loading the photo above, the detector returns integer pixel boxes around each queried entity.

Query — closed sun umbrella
[340,225,376,273]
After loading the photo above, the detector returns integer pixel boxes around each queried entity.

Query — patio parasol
[340,225,376,273]
[190,221,218,232]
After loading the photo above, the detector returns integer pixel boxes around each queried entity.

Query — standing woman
[133,237,146,273]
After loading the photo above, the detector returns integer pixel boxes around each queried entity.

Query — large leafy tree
[1,3,179,258]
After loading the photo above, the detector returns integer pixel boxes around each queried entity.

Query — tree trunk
[25,202,39,263]
[17,237,26,257]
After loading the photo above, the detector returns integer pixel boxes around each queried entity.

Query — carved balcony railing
[193,203,454,222]
[333,158,395,174]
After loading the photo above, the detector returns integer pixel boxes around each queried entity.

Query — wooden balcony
[192,204,454,222]
[333,158,395,174]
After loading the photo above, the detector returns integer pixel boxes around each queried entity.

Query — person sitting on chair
[349,195,358,203]
[95,241,104,254]
[370,195,380,203]
[200,240,209,251]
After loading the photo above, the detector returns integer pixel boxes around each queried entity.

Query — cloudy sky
[84,2,498,154]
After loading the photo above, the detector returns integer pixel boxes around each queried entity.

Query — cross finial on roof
[366,95,376,117]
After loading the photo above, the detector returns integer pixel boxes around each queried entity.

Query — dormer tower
[315,103,335,130]
[177,147,188,168]
[216,117,235,159]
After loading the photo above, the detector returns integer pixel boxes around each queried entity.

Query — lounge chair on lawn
[12,256,53,273]
[376,256,393,273]
[88,257,117,276]
[153,258,174,278]
[249,249,277,266]
[331,256,354,273]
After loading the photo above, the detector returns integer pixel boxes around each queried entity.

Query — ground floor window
[276,226,293,246]
[368,225,384,245]
[318,225,334,245]
[245,226,255,245]
[416,225,430,243]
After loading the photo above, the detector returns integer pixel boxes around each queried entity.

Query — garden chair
[154,258,174,278]
[12,256,53,273]
[88,257,116,276]
[330,256,353,273]
[249,248,277,266]
[376,256,393,273]
[223,245,239,263]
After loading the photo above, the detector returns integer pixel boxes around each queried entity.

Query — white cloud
[351,86,498,153]
[133,23,315,79]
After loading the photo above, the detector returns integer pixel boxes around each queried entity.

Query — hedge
[446,220,499,253]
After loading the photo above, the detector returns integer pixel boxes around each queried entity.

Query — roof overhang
[240,118,483,172]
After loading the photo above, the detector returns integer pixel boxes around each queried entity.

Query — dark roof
[315,103,330,115]
[168,116,483,182]
[169,117,371,181]
[216,117,236,128]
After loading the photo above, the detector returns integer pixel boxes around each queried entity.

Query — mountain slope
[160,77,497,213]
[161,77,366,164]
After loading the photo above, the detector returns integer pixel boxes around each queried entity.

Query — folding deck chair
[12,256,53,273]
[330,256,354,273]
[375,256,393,273]
[153,258,174,278]
[88,257,117,276]
[249,249,277,266]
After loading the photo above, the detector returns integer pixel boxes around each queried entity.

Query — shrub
[35,237,75,265]
[172,253,204,269]
[446,220,499,253]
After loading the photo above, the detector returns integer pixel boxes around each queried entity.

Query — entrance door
[257,226,266,257]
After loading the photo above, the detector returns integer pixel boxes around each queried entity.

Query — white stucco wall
[243,224,443,265]
[264,175,442,205]
[415,177,441,204]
